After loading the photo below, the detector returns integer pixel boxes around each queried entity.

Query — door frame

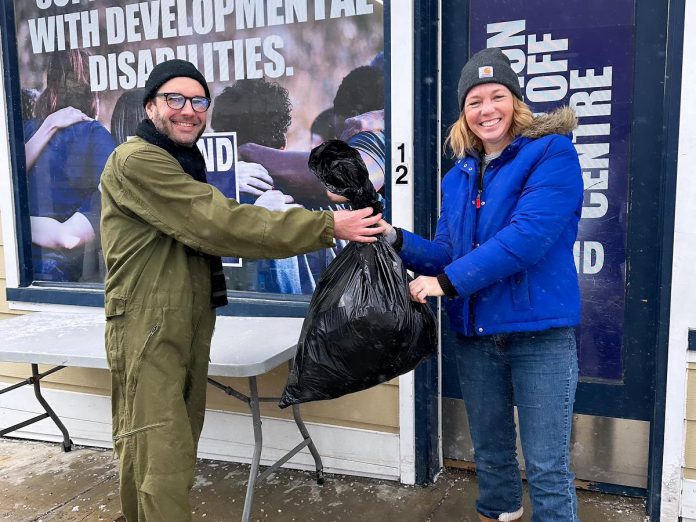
[649,0,685,518]
[419,0,684,518]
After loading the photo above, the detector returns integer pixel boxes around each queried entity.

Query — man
[99,59,383,522]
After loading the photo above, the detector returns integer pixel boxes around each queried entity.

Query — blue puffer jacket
[400,107,583,336]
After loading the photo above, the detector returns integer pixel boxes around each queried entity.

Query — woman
[381,48,583,521]
[25,49,115,282]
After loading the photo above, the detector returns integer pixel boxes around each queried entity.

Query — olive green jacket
[100,137,335,311]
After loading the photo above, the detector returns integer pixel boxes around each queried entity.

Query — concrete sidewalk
[0,439,648,521]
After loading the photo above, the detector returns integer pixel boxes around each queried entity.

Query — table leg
[242,376,262,522]
[1,364,73,451]
[208,368,325,520]
[291,404,325,485]
[31,364,73,452]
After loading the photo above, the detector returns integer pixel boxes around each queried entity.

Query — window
[4,1,387,305]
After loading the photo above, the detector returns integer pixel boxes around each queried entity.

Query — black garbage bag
[279,140,437,408]
[306,139,383,216]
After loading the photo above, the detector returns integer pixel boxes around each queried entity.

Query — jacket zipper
[470,160,484,334]
[475,169,483,209]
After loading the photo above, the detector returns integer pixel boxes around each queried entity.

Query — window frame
[0,1,390,318]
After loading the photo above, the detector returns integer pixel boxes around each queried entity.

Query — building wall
[0,359,399,433]
[682,365,696,520]
[0,211,23,319]
[685,366,696,480]
[662,2,696,519]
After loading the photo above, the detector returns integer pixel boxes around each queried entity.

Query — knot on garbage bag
[308,139,383,215]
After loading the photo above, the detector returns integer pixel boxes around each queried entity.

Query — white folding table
[0,312,323,522]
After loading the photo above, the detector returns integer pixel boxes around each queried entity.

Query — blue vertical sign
[198,132,241,267]
[470,0,636,380]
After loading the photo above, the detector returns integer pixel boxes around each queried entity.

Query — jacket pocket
[104,296,128,433]
[510,270,532,311]
[105,296,127,319]
[128,318,161,395]
[105,296,127,371]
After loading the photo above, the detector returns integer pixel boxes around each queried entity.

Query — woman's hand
[409,275,444,303]
[44,106,91,131]
[236,161,274,196]
[378,219,394,235]
[378,219,398,245]
[25,107,91,171]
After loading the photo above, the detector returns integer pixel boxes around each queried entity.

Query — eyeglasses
[155,92,211,113]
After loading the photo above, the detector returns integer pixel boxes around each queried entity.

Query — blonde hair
[445,96,534,158]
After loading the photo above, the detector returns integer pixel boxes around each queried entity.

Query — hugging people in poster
[24,49,115,282]
[14,1,385,292]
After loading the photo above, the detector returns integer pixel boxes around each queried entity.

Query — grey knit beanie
[457,48,523,110]
[142,59,210,107]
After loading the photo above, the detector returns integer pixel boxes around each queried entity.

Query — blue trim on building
[413,0,442,485]
[648,0,685,518]
[584,483,647,499]
[0,3,32,286]
[6,286,311,317]
[383,1,392,224]
[6,287,104,308]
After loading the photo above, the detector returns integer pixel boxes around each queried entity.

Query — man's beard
[149,108,204,147]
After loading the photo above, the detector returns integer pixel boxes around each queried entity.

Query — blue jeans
[454,327,579,521]
[268,257,302,294]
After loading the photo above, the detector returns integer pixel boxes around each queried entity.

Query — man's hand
[409,275,444,303]
[255,190,301,212]
[237,161,274,196]
[340,109,385,141]
[333,207,385,243]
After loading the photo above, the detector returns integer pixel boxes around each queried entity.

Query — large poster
[14,0,385,295]
[470,0,635,380]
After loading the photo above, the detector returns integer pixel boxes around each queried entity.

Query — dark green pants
[106,291,215,521]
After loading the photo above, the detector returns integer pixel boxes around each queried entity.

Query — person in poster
[238,64,386,289]
[380,48,583,521]
[110,88,147,146]
[100,59,385,521]
[24,49,115,282]
[210,78,306,292]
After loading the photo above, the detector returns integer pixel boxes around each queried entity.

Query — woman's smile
[464,83,515,153]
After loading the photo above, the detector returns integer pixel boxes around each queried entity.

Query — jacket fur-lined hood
[521,106,577,139]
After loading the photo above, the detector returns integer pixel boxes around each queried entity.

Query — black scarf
[136,118,228,308]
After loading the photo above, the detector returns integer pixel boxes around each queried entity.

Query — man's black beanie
[142,59,210,107]
[457,47,523,111]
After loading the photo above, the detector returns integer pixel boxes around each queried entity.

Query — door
[438,0,671,495]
